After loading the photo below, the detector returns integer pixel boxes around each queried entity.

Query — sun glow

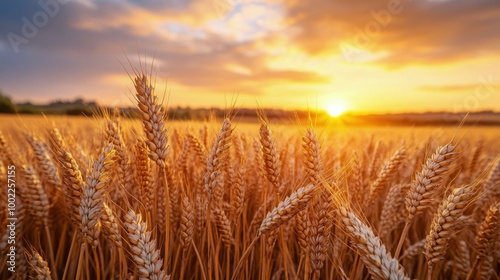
[326,101,349,117]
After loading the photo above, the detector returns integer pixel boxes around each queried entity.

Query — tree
[0,91,16,114]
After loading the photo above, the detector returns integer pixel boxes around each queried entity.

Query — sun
[326,102,348,117]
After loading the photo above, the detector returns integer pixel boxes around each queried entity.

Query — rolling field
[0,76,499,280]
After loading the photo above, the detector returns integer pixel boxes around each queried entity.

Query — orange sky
[0,0,499,113]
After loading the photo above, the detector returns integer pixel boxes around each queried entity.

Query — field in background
[0,109,499,280]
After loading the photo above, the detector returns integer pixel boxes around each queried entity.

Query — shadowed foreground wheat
[0,73,499,280]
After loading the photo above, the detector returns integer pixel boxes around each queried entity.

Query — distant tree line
[1,90,498,125]
[0,91,16,113]
[0,91,317,122]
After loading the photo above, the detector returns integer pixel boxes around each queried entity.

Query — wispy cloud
[419,83,500,93]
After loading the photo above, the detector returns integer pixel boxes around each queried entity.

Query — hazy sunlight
[326,100,349,117]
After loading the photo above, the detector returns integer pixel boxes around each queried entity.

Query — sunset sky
[0,0,499,114]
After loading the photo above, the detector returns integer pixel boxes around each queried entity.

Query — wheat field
[0,74,499,280]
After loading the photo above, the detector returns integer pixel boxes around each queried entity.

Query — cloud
[419,83,500,93]
[0,0,332,106]
[282,0,500,67]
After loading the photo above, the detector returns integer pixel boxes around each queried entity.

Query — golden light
[326,101,349,117]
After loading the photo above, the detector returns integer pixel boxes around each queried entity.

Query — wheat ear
[260,120,281,194]
[25,134,61,190]
[135,140,154,213]
[258,184,315,236]
[21,165,50,227]
[468,201,500,280]
[368,147,406,205]
[79,143,115,247]
[204,118,232,203]
[27,249,52,280]
[101,202,122,248]
[134,74,169,167]
[339,207,409,280]
[454,240,471,280]
[395,144,457,257]
[180,195,194,253]
[49,127,85,227]
[425,184,475,279]
[187,133,207,164]
[124,210,170,280]
[302,127,333,279]
[0,130,14,165]
[379,184,409,237]
[213,208,234,247]
[105,117,132,191]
